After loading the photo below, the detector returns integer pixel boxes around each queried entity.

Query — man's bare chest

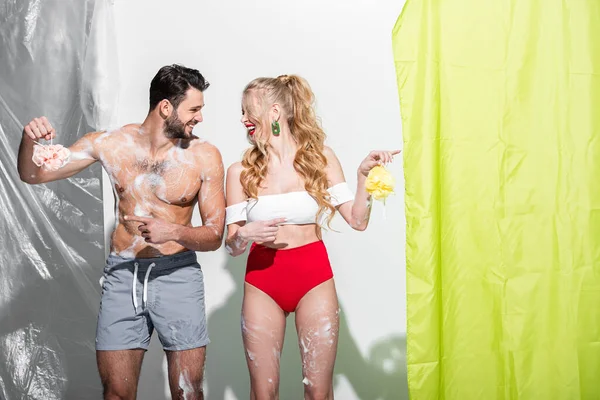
[108,154,202,206]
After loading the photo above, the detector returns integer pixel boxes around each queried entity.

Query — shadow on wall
[205,254,408,400]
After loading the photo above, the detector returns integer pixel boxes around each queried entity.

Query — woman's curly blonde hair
[240,75,335,235]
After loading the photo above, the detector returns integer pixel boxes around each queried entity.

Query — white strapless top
[225,182,354,226]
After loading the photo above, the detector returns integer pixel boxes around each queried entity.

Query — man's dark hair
[149,64,210,111]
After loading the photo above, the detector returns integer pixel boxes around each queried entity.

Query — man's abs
[109,224,189,258]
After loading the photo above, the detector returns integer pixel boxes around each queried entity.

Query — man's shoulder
[88,124,139,142]
[122,123,143,132]
[101,123,141,135]
[188,138,222,157]
[184,139,224,177]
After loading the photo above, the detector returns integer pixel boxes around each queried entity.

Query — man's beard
[164,110,191,139]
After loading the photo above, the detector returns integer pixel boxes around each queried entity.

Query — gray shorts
[96,251,210,351]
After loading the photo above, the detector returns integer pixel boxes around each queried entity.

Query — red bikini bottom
[245,240,334,313]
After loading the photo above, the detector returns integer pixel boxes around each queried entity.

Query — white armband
[327,182,354,207]
[225,201,248,225]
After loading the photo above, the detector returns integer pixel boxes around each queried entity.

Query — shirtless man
[17,64,225,400]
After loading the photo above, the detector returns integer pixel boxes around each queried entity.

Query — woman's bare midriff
[259,224,321,250]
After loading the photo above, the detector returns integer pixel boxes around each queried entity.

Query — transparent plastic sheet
[0,0,118,398]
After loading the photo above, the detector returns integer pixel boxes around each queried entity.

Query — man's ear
[158,99,173,119]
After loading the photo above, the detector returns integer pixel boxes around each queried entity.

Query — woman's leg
[242,282,288,400]
[294,279,340,400]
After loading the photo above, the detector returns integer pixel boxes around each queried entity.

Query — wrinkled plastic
[0,0,118,398]
[393,1,600,399]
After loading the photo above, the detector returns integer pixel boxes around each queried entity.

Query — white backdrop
[104,1,407,398]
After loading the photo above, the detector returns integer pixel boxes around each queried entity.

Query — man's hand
[24,116,56,141]
[124,215,180,244]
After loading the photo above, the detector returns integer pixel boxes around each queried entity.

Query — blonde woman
[225,75,399,399]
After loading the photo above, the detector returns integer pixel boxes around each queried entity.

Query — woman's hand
[238,218,287,243]
[358,150,401,177]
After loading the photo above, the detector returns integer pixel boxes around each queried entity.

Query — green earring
[271,120,281,136]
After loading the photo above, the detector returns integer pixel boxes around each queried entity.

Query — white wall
[104,1,407,398]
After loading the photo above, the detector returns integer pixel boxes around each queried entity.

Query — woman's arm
[324,147,400,231]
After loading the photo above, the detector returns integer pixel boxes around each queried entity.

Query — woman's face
[241,92,264,139]
[241,90,282,142]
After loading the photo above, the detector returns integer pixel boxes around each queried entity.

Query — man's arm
[18,116,99,184]
[173,144,226,251]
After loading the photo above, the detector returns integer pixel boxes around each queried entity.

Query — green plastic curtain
[392,1,600,398]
